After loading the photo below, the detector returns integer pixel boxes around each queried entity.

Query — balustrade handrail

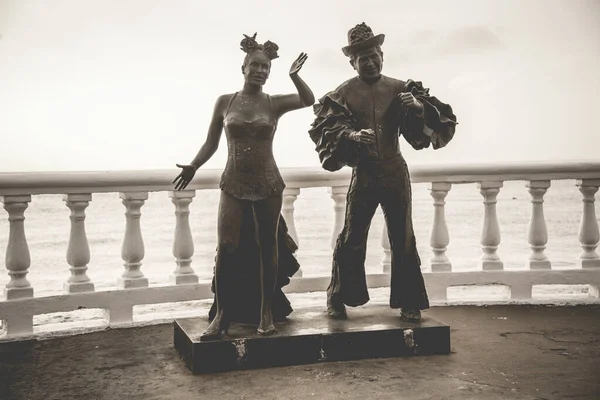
[1,160,599,195]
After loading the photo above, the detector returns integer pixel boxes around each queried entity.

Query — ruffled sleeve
[308,90,359,171]
[401,79,458,150]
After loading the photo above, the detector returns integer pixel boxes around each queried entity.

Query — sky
[0,0,599,172]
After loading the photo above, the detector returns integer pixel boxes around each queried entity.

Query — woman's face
[242,51,271,86]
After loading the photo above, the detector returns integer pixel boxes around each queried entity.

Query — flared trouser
[327,155,430,310]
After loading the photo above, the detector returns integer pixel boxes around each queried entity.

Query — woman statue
[173,33,314,340]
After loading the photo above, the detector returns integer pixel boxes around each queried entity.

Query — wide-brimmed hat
[342,22,385,57]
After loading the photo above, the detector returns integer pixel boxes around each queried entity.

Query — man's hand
[348,129,376,144]
[399,92,424,115]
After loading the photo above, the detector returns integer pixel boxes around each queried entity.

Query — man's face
[351,47,383,80]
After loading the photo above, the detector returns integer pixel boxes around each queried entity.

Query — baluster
[282,188,302,277]
[526,181,551,269]
[429,182,452,272]
[329,186,348,250]
[478,181,503,271]
[63,194,94,293]
[380,222,391,273]
[1,195,34,300]
[169,190,198,284]
[576,179,600,268]
[118,192,149,288]
[282,188,300,246]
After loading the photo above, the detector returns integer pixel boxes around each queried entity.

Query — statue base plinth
[174,305,450,374]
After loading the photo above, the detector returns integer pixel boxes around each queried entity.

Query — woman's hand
[289,52,308,76]
[172,163,197,190]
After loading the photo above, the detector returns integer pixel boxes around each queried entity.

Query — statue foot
[256,323,277,336]
[327,298,347,320]
[257,318,276,336]
[199,328,222,341]
[400,309,421,322]
[257,309,276,336]
[200,315,229,341]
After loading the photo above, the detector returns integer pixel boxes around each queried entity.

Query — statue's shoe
[400,309,422,322]
[199,319,229,341]
[256,324,277,336]
[199,329,223,341]
[327,298,348,320]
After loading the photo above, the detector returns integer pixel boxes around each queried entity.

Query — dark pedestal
[174,305,451,374]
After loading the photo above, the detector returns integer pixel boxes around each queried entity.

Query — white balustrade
[0,162,599,339]
[1,195,33,300]
[169,190,198,284]
[576,179,600,268]
[478,181,503,271]
[329,186,348,250]
[63,193,94,293]
[429,182,452,272]
[118,192,149,288]
[526,181,551,270]
[282,188,302,277]
[380,223,391,274]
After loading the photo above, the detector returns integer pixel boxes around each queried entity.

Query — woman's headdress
[240,33,279,60]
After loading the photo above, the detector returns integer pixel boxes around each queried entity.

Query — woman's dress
[208,91,300,324]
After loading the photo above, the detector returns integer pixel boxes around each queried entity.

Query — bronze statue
[309,23,457,322]
[173,33,314,340]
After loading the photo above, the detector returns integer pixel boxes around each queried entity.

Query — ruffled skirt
[207,207,300,324]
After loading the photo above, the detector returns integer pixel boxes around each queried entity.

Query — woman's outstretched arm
[189,94,229,169]
[272,53,315,119]
[173,94,229,190]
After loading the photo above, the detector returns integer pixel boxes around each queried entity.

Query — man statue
[309,22,457,322]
